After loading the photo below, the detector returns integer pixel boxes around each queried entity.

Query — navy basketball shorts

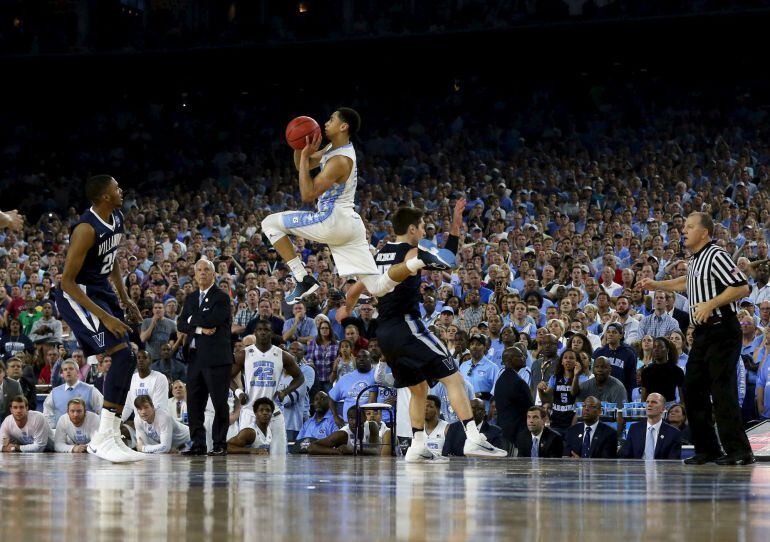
[54,285,128,357]
[377,315,458,388]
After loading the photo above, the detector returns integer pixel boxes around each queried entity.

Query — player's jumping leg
[88,342,145,462]
[261,213,320,304]
[438,372,507,458]
[404,382,448,463]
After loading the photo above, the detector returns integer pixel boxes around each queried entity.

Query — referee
[639,212,755,465]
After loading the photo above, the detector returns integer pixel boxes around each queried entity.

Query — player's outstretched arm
[0,209,24,231]
[61,223,130,338]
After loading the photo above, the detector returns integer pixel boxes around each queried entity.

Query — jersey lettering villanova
[74,208,124,288]
[375,242,421,321]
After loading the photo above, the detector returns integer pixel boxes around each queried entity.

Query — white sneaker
[87,431,143,463]
[113,416,145,461]
[405,443,449,463]
[463,433,508,458]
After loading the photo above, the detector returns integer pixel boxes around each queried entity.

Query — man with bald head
[493,346,534,445]
[620,393,683,459]
[563,396,617,458]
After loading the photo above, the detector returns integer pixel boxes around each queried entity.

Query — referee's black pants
[685,319,752,456]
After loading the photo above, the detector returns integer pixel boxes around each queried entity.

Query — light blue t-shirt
[329,369,377,422]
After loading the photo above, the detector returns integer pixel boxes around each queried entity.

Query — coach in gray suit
[0,360,24,423]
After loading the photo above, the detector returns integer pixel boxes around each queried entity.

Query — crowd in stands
[1,70,770,459]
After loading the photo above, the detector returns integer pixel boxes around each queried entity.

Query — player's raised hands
[453,197,466,222]
[300,132,323,159]
[104,314,131,338]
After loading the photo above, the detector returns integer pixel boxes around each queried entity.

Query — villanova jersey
[318,143,357,213]
[74,207,124,288]
[243,344,284,407]
[375,242,421,321]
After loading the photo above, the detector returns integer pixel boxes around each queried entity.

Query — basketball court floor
[1,455,768,541]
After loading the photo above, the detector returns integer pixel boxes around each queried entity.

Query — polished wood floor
[1,455,768,541]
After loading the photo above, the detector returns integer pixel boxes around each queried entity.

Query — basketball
[286,116,321,150]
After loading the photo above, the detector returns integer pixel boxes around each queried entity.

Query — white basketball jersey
[243,345,284,408]
[318,143,357,213]
[426,420,448,452]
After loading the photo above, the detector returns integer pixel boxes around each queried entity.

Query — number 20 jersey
[243,344,284,408]
[73,207,124,290]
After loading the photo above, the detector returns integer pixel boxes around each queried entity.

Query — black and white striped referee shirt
[686,242,748,321]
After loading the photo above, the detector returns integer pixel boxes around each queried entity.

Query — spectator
[151,343,187,383]
[231,289,260,340]
[0,360,23,423]
[620,393,683,460]
[92,355,111,393]
[4,356,36,410]
[424,395,449,455]
[0,318,34,361]
[244,297,284,346]
[640,337,685,403]
[493,346,534,445]
[139,301,177,362]
[296,392,344,445]
[121,350,170,423]
[342,324,368,355]
[573,356,627,404]
[0,396,51,453]
[638,291,681,339]
[429,378,475,424]
[636,335,655,368]
[665,292,690,334]
[459,334,500,404]
[329,349,376,422]
[593,323,637,398]
[282,302,318,346]
[43,359,103,429]
[669,329,689,369]
[167,380,188,422]
[341,301,378,340]
[70,350,90,383]
[306,318,338,394]
[28,302,63,345]
[53,398,100,453]
[134,395,191,454]
[609,295,640,344]
[530,333,559,402]
[537,349,588,435]
[515,405,564,458]
[330,339,355,384]
[666,403,692,444]
[308,405,385,456]
[563,396,617,459]
[442,398,506,457]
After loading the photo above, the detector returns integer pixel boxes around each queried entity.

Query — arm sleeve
[444,234,460,255]
[43,394,56,429]
[53,419,74,453]
[374,361,395,386]
[144,418,173,454]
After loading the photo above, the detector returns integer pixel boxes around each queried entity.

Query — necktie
[531,437,539,458]
[177,401,182,417]
[645,426,656,460]
[199,290,206,306]
[581,426,592,458]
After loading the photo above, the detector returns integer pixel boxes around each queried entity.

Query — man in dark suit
[667,292,690,335]
[494,345,534,444]
[516,406,564,458]
[620,392,682,459]
[564,396,618,458]
[443,398,506,456]
[177,259,233,456]
[0,360,24,423]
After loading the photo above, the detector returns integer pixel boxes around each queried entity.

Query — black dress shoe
[207,448,227,457]
[683,453,721,465]
[181,447,207,456]
[715,452,757,466]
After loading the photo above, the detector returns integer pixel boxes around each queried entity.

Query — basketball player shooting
[261,108,454,305]
[337,198,508,461]
[54,175,144,462]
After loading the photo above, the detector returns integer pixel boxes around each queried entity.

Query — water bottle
[182,412,188,424]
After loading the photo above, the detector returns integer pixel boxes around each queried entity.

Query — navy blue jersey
[374,242,421,321]
[73,208,124,288]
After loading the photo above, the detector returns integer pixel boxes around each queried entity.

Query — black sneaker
[417,241,456,270]
[683,453,721,465]
[285,275,320,305]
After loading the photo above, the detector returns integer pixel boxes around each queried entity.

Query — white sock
[99,409,116,434]
[287,257,308,281]
[464,419,480,440]
[412,430,427,443]
[405,257,426,273]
